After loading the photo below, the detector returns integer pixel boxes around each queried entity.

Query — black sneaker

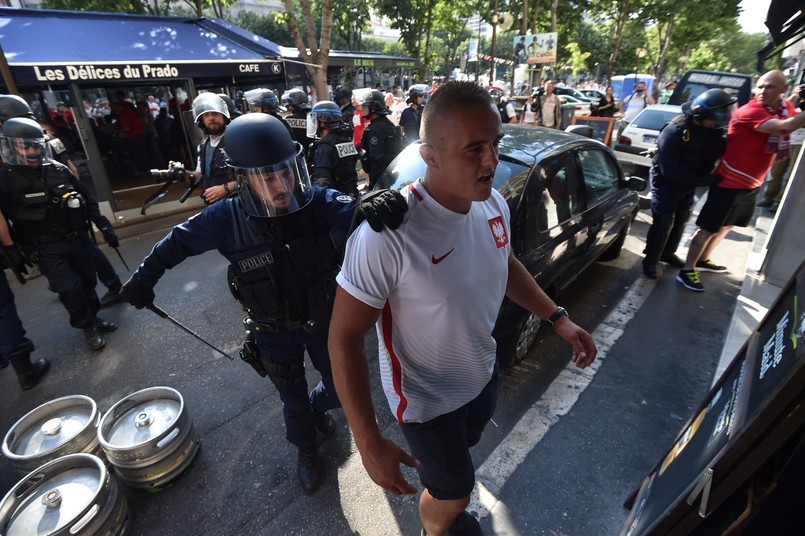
[695,259,727,273]
[313,410,336,435]
[660,254,685,268]
[84,326,106,350]
[297,447,322,494]
[100,288,122,308]
[95,318,118,333]
[677,270,705,292]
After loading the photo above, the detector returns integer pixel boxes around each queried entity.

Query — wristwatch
[546,306,569,326]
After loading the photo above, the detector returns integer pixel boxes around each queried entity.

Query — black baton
[146,303,234,360]
[112,246,130,271]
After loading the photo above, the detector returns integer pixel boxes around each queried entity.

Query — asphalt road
[0,204,754,535]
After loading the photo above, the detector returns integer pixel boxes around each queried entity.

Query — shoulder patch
[370,136,379,146]
[48,137,67,155]
[336,194,354,203]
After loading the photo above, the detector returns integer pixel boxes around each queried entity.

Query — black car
[374,125,646,368]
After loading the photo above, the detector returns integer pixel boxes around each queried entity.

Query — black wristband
[546,306,568,326]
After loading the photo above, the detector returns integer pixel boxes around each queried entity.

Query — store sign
[12,61,283,85]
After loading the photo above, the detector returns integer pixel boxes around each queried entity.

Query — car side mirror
[624,176,647,192]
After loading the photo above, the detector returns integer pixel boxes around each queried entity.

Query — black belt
[34,231,82,244]
[243,317,309,333]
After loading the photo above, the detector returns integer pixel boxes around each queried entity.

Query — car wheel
[497,312,543,368]
[598,217,632,262]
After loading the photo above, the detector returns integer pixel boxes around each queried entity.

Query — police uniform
[360,115,400,190]
[645,114,726,268]
[312,130,359,196]
[197,135,228,191]
[127,188,354,452]
[285,109,313,157]
[0,161,109,330]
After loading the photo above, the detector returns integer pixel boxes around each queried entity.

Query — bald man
[678,70,805,292]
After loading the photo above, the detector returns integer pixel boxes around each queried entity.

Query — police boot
[11,357,51,390]
[83,325,106,351]
[95,318,118,333]
[297,447,322,494]
[313,410,336,436]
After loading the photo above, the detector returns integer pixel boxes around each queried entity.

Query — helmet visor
[230,145,312,218]
[0,136,52,166]
[708,104,735,129]
[306,112,318,138]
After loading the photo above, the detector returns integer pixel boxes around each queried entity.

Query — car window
[578,149,619,206]
[537,156,581,232]
[631,110,680,130]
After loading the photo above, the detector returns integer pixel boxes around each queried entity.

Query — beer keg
[0,453,130,536]
[2,395,101,473]
[98,386,200,491]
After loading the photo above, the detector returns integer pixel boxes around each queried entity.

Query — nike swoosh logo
[431,248,455,265]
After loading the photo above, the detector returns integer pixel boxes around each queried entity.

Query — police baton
[112,246,130,271]
[146,303,234,360]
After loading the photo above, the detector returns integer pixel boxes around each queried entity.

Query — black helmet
[0,94,35,122]
[281,88,310,111]
[359,89,391,115]
[217,93,242,118]
[192,93,230,123]
[0,117,52,166]
[409,84,430,104]
[685,89,737,129]
[224,114,312,218]
[243,88,280,113]
[333,86,351,106]
[406,87,425,104]
[310,100,343,132]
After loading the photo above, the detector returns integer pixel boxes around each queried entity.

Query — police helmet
[192,93,231,124]
[406,87,425,104]
[409,84,430,104]
[0,117,52,166]
[243,88,280,113]
[310,100,343,132]
[489,87,505,105]
[281,88,311,111]
[685,89,737,129]
[359,89,391,115]
[224,114,312,218]
[0,94,35,123]
[217,93,242,118]
[333,86,351,106]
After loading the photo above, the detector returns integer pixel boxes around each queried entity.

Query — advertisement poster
[468,40,479,62]
[513,33,558,64]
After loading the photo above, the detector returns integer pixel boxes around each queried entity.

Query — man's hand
[203,185,228,204]
[101,226,119,248]
[351,189,408,234]
[2,245,30,275]
[119,278,155,309]
[553,317,597,369]
[358,436,419,496]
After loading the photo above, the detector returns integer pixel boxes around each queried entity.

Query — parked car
[579,88,607,102]
[614,104,682,176]
[559,95,592,117]
[554,86,598,102]
[374,125,646,368]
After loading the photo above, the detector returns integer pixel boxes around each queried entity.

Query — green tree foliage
[330,0,371,50]
[564,42,591,76]
[41,0,152,13]
[234,11,294,47]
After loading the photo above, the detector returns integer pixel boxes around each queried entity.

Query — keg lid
[104,396,181,448]
[3,455,104,536]
[3,395,97,459]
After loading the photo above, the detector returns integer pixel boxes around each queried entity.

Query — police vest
[1,163,89,244]
[286,111,312,152]
[314,132,359,190]
[225,200,339,330]
[654,115,726,185]
[46,134,71,167]
[497,100,515,123]
[362,116,401,172]
[198,136,228,189]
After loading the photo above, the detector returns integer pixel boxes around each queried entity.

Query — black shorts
[695,186,760,233]
[399,369,499,500]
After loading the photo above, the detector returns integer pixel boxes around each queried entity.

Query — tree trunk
[654,18,674,82]
[530,0,540,34]
[606,0,631,81]
[521,0,529,35]
[551,0,558,32]
[422,0,435,80]
[283,0,334,101]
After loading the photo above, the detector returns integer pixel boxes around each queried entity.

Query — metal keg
[98,386,200,491]
[0,453,130,536]
[2,395,101,473]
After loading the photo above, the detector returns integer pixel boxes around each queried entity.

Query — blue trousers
[255,325,341,450]
[0,272,34,363]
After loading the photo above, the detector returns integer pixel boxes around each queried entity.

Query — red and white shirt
[337,178,510,423]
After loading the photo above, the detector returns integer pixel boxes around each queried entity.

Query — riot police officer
[118,113,406,494]
[242,88,293,137]
[399,86,424,145]
[643,89,736,279]
[308,100,359,196]
[282,88,313,156]
[0,118,118,350]
[0,94,123,307]
[359,89,401,190]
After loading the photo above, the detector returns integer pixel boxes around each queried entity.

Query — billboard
[468,40,479,62]
[513,33,558,64]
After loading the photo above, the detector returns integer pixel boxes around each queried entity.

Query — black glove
[101,226,119,248]
[699,173,722,187]
[2,245,30,275]
[314,176,334,189]
[119,277,155,309]
[350,189,408,234]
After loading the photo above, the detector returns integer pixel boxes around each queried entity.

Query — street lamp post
[490,0,499,84]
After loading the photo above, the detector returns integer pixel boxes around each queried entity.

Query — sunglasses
[21,142,41,150]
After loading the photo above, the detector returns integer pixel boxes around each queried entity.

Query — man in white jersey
[329,82,597,536]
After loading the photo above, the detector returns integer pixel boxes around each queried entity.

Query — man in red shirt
[678,70,805,291]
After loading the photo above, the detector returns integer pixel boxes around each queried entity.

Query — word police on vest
[238,252,275,272]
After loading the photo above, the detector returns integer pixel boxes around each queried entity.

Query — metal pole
[490,0,499,84]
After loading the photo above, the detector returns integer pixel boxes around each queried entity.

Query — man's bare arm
[756,109,805,135]
[0,209,13,246]
[328,286,418,495]
[504,251,597,368]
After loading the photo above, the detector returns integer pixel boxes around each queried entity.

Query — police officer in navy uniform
[0,94,124,307]
[359,89,401,190]
[242,88,294,137]
[282,88,314,157]
[0,118,118,351]
[399,86,424,145]
[643,89,736,279]
[119,113,406,494]
[309,100,359,197]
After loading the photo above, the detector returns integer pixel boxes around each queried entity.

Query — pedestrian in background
[399,87,424,144]
[520,90,539,125]
[679,70,805,291]
[328,81,596,536]
[597,86,616,118]
[538,81,562,129]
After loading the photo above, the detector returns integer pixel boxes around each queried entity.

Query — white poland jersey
[337,178,511,423]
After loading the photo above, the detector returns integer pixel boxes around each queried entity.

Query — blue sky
[739,0,772,34]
